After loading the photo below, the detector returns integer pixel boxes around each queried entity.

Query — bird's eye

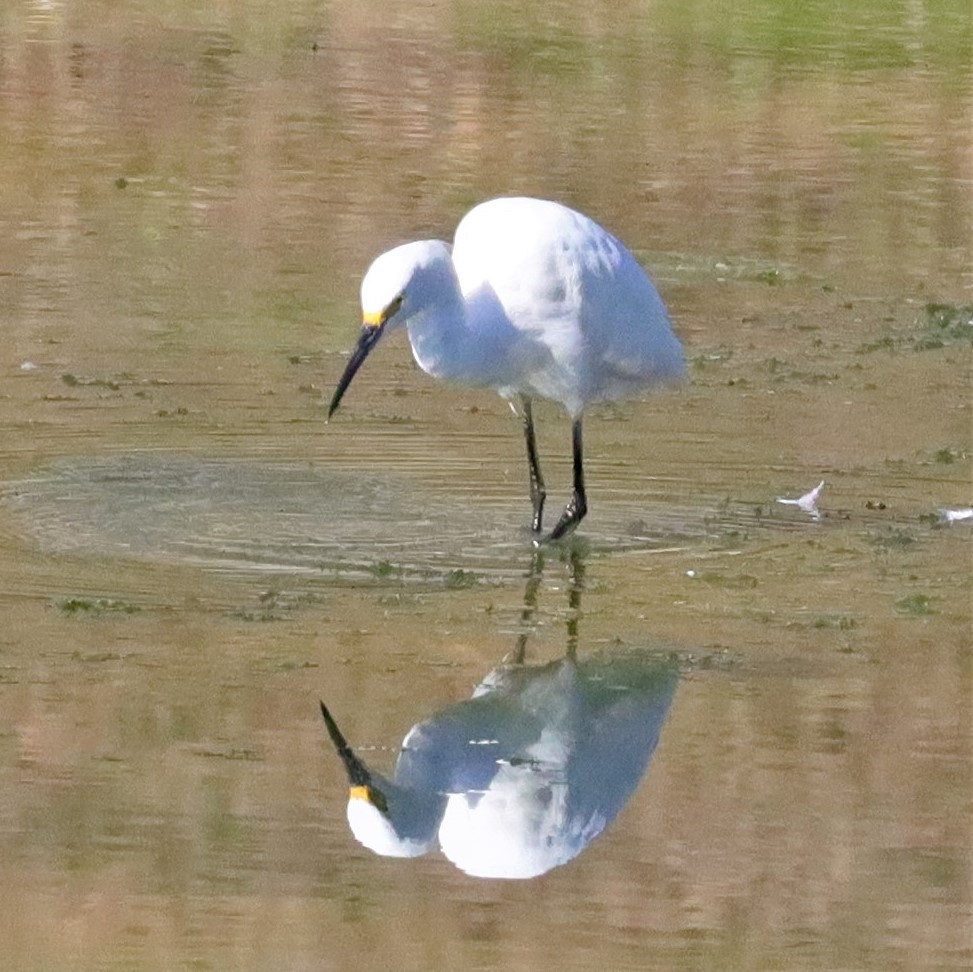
[385,294,404,319]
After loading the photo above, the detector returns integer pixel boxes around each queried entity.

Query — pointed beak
[320,701,391,813]
[319,700,373,788]
[327,321,386,419]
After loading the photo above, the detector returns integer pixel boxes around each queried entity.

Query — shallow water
[0,1,971,970]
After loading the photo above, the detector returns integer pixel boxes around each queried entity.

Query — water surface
[0,1,970,970]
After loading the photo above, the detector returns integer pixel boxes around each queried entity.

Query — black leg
[510,546,545,664]
[564,542,585,660]
[546,417,587,543]
[520,395,546,533]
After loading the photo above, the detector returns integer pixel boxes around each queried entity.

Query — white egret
[328,196,685,541]
[320,653,677,879]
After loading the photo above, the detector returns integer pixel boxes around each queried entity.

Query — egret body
[320,653,677,879]
[328,196,684,541]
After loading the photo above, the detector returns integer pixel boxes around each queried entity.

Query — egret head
[327,240,454,418]
[319,701,441,858]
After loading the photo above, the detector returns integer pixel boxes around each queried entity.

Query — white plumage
[330,197,685,540]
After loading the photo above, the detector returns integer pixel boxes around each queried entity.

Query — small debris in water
[445,569,477,589]
[936,507,973,526]
[776,481,825,520]
[58,597,141,615]
[895,593,936,616]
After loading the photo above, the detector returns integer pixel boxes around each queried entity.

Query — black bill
[327,322,386,419]
[319,701,373,788]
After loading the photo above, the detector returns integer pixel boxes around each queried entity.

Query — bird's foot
[537,521,578,545]
[535,492,587,545]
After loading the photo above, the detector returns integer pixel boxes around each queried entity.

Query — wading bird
[328,196,685,541]
[319,655,677,879]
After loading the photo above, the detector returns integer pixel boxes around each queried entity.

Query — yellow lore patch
[349,784,388,813]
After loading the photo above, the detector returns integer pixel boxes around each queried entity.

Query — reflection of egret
[320,549,678,879]
[327,197,685,542]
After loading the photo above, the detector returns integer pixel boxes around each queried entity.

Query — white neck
[404,253,518,389]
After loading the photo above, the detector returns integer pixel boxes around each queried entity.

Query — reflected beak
[319,700,372,788]
[319,701,391,814]
[327,322,386,419]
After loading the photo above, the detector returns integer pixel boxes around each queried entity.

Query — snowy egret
[319,549,677,878]
[328,196,685,541]
[320,654,677,879]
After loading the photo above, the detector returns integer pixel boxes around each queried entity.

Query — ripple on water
[3,454,711,586]
[5,453,906,588]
